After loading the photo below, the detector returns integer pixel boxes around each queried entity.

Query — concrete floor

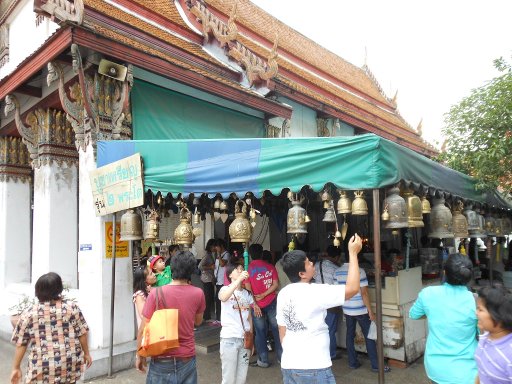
[1,337,430,384]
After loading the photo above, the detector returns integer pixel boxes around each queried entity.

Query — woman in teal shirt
[410,253,478,384]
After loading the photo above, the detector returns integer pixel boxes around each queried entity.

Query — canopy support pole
[372,189,385,384]
[108,213,117,378]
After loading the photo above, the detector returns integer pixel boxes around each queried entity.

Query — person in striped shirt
[475,285,512,384]
[334,257,390,373]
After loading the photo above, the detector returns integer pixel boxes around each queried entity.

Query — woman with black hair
[474,285,512,383]
[11,272,92,383]
[410,253,478,384]
[133,265,156,329]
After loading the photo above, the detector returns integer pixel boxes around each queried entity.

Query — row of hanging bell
[333,190,368,216]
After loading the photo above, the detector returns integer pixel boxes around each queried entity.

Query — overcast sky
[251,0,512,147]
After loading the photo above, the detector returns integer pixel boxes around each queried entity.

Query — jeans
[282,367,336,384]
[202,282,214,321]
[252,298,282,364]
[146,357,197,384]
[220,337,250,384]
[324,311,340,358]
[345,313,378,369]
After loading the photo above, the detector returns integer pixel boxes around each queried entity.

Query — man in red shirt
[245,244,282,368]
[136,251,206,383]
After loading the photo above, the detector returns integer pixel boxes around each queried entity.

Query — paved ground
[1,337,430,383]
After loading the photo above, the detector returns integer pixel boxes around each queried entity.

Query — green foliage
[439,57,512,195]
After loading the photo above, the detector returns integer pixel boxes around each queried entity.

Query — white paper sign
[89,153,144,216]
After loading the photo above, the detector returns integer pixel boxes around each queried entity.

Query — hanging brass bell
[323,202,337,222]
[335,230,342,238]
[381,205,390,221]
[174,207,195,246]
[120,209,143,241]
[383,187,408,229]
[402,189,424,228]
[287,199,308,234]
[421,195,431,214]
[333,238,341,247]
[463,204,480,232]
[144,210,160,240]
[193,212,201,225]
[219,201,228,212]
[213,198,222,210]
[428,197,454,239]
[484,212,497,236]
[337,190,352,214]
[229,200,252,243]
[304,214,311,223]
[352,191,368,216]
[494,217,504,237]
[452,202,469,238]
[322,190,332,209]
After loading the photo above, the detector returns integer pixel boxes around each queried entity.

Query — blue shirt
[334,264,368,316]
[409,283,478,384]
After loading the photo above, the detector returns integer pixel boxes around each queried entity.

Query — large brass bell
[120,209,143,241]
[484,213,497,236]
[174,207,195,246]
[452,202,469,238]
[352,191,368,216]
[287,199,308,234]
[383,186,408,229]
[421,195,431,214]
[466,205,486,238]
[229,200,252,243]
[323,201,337,222]
[144,209,160,240]
[337,190,352,214]
[402,189,424,228]
[428,197,454,239]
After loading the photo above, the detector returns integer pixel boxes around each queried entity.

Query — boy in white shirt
[276,234,362,384]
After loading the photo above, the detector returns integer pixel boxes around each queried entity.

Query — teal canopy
[97,134,510,209]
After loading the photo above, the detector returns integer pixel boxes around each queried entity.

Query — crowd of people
[8,238,512,384]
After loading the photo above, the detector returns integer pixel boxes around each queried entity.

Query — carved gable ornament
[186,0,279,87]
[34,0,84,25]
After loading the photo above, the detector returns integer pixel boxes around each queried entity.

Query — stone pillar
[0,137,32,288]
[23,109,79,287]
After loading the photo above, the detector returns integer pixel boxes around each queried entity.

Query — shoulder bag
[233,293,253,350]
[138,286,180,357]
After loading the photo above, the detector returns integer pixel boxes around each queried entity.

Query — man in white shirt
[276,235,362,384]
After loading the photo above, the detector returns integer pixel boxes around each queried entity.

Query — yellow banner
[105,221,129,258]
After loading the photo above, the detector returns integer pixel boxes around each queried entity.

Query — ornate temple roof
[13,0,437,156]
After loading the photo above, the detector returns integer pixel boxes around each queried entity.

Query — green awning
[97,134,510,209]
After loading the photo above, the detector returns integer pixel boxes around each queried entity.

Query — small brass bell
[287,199,308,234]
[452,202,469,238]
[193,212,201,225]
[421,195,431,214]
[333,238,341,247]
[334,230,342,238]
[428,197,454,239]
[381,205,390,221]
[229,200,252,243]
[120,209,143,241]
[402,189,424,228]
[337,190,352,214]
[174,207,195,246]
[304,214,311,223]
[144,210,160,240]
[213,198,221,210]
[323,202,337,222]
[383,187,408,229]
[219,201,228,212]
[352,191,368,216]
[322,190,332,209]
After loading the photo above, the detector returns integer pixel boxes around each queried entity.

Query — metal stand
[108,213,117,378]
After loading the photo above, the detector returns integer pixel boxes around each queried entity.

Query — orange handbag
[138,287,180,357]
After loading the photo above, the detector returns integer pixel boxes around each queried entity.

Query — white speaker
[98,59,127,81]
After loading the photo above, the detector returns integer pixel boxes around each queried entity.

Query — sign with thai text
[89,153,144,216]
[105,222,128,258]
